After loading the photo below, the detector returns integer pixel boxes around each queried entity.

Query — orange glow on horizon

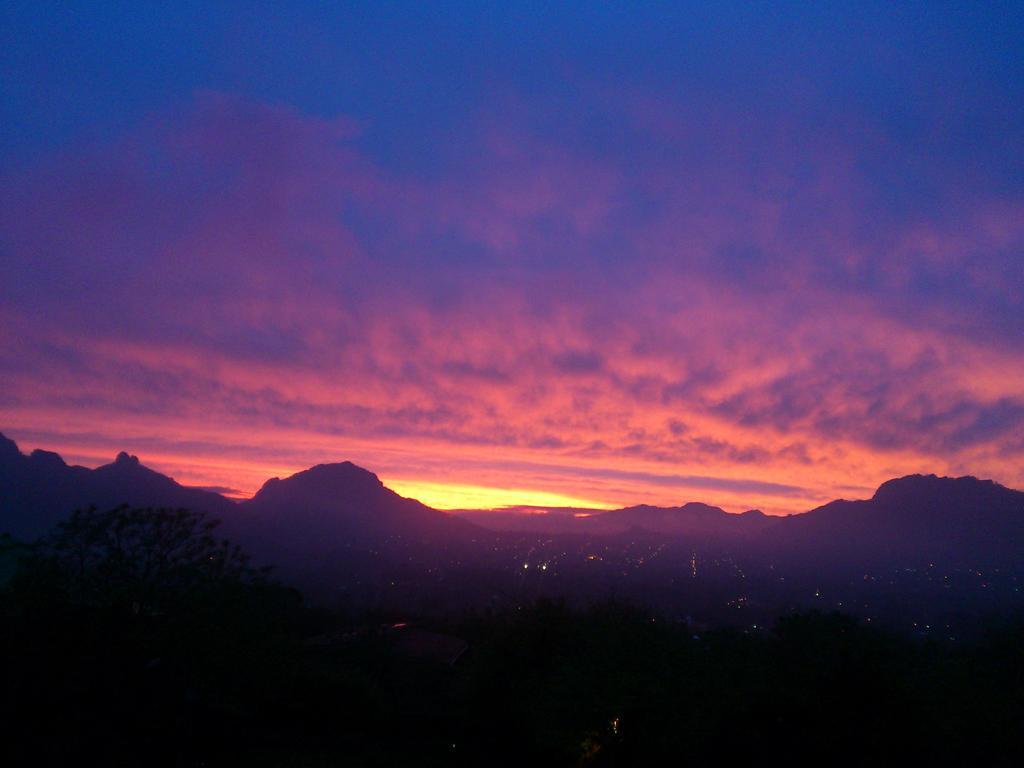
[384,480,619,511]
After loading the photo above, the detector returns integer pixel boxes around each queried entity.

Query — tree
[3,506,300,767]
[18,504,269,613]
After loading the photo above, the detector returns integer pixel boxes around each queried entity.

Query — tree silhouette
[3,506,300,767]
[20,504,268,613]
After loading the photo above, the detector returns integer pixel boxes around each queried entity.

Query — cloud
[1,88,1023,514]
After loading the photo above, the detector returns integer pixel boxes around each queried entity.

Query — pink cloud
[2,91,1023,515]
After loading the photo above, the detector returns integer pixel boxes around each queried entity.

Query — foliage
[1,506,302,767]
[16,505,269,611]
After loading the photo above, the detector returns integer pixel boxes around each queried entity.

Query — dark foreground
[2,509,1022,766]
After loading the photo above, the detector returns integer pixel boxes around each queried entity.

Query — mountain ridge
[2,432,1022,572]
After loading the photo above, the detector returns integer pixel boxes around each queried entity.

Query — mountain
[0,434,486,587]
[457,474,1024,569]
[456,501,773,537]
[585,502,773,537]
[235,461,482,561]
[766,474,1024,567]
[4,432,1023,577]
[0,433,235,539]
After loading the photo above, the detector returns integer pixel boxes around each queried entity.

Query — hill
[4,432,1023,578]
[235,460,482,561]
[765,474,1024,567]
[0,433,235,539]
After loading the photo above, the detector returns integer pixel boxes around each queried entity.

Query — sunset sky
[2,3,1022,515]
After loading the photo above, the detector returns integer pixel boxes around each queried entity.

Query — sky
[2,2,1023,515]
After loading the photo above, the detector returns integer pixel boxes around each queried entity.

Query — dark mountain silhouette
[0,433,234,539]
[3,432,1023,576]
[456,500,772,537]
[235,461,481,560]
[0,433,486,587]
[586,502,772,537]
[764,474,1024,567]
